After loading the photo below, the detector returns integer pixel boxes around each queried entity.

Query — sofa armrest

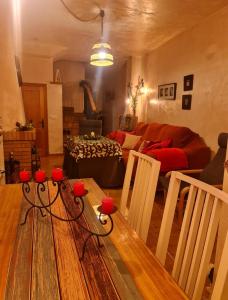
[183,145,211,169]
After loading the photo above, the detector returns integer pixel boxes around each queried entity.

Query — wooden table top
[0,179,188,300]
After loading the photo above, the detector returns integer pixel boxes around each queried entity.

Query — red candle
[19,170,30,182]
[35,169,46,183]
[73,181,85,197]
[101,197,114,215]
[52,168,63,182]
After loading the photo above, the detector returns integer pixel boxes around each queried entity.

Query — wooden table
[0,179,188,300]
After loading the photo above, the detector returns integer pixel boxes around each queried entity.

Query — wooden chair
[159,132,228,222]
[211,231,228,300]
[120,150,161,242]
[156,171,228,300]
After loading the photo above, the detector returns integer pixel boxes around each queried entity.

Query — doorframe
[21,83,49,156]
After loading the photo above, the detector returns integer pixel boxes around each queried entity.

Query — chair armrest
[165,169,203,178]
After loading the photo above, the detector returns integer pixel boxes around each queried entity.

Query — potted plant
[127,76,144,116]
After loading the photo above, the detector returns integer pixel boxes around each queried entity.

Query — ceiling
[20,0,228,65]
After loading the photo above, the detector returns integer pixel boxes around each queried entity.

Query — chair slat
[135,160,150,235]
[156,172,181,265]
[139,161,160,241]
[178,189,206,289]
[172,185,197,280]
[211,231,228,300]
[120,150,161,243]
[185,193,214,297]
[192,198,222,300]
[128,158,143,226]
[120,152,135,217]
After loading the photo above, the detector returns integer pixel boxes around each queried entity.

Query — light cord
[60,0,100,22]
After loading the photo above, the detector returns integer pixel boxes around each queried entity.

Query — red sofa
[108,122,211,173]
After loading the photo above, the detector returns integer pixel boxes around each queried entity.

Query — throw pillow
[115,130,126,145]
[142,138,172,153]
[122,133,141,150]
[138,140,153,152]
[106,131,117,140]
[145,148,188,173]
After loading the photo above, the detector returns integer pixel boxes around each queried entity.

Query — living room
[1,0,228,299]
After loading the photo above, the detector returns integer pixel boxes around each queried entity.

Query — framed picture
[183,74,194,91]
[158,83,177,100]
[182,94,192,110]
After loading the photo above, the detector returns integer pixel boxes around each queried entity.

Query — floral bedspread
[65,136,122,162]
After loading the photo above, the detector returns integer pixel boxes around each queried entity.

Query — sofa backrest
[141,123,166,141]
[158,124,197,147]
[139,123,197,147]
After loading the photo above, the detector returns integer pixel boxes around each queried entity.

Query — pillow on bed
[122,133,141,149]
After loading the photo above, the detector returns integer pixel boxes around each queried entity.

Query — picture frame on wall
[182,94,192,110]
[158,83,177,100]
[183,74,194,91]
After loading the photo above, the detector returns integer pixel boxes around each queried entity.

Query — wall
[141,6,228,151]
[0,0,25,131]
[21,55,53,83]
[54,60,85,113]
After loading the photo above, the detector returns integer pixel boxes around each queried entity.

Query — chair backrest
[120,150,161,242]
[156,171,228,300]
[200,132,228,185]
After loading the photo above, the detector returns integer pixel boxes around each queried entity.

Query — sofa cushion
[146,148,188,173]
[122,133,141,149]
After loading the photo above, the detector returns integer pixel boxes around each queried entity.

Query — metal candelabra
[21,179,116,260]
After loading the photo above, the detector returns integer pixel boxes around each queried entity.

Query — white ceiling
[20,0,228,64]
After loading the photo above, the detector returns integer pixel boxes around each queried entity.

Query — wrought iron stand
[21,179,116,260]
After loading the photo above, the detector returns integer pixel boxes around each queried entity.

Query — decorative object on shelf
[183,74,194,91]
[60,0,113,67]
[54,69,62,83]
[19,169,117,260]
[158,83,177,100]
[16,121,34,131]
[127,76,144,116]
[182,94,192,110]
[82,132,101,140]
[119,114,138,131]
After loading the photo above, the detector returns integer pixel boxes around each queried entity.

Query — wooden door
[21,83,48,156]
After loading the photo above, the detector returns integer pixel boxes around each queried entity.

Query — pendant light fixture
[90,10,114,67]
[60,1,114,67]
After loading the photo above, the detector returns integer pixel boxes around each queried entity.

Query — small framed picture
[182,95,192,110]
[158,83,177,100]
[183,74,194,91]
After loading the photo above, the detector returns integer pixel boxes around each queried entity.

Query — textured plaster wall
[53,60,85,113]
[0,0,25,131]
[21,55,53,83]
[142,6,228,151]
